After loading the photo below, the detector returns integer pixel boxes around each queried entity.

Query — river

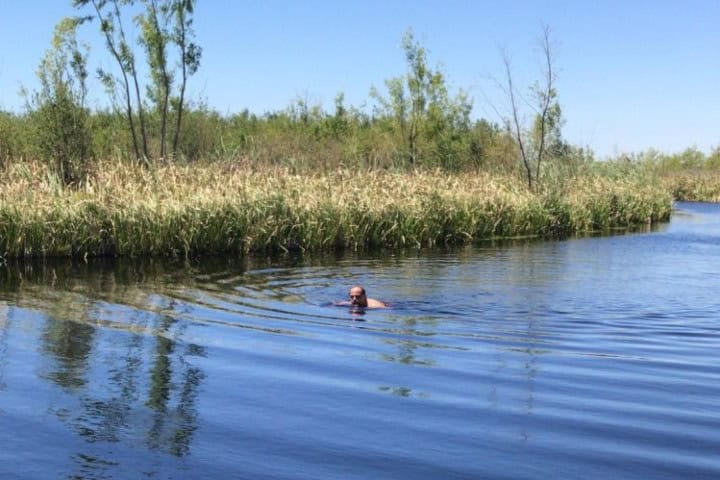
[0,201,718,479]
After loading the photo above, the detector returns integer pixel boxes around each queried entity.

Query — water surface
[1,201,719,479]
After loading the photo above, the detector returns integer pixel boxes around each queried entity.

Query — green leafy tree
[29,17,92,184]
[372,30,471,169]
[137,0,173,158]
[706,147,720,169]
[74,0,149,161]
[74,0,201,161]
[0,111,21,167]
[170,0,201,154]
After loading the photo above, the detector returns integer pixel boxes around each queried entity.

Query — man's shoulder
[367,298,388,308]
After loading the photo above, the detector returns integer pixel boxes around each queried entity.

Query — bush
[31,88,91,184]
[28,17,92,185]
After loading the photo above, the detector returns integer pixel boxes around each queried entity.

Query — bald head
[348,286,368,307]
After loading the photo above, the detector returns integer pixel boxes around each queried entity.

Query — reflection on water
[0,302,8,391]
[42,314,94,389]
[0,203,719,479]
[0,260,210,480]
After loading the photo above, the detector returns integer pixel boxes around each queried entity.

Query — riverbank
[0,160,672,259]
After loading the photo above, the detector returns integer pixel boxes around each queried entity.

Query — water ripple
[0,202,719,478]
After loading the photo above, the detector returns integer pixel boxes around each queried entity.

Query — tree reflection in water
[146,313,205,457]
[1,258,207,477]
[0,302,9,391]
[42,315,95,390]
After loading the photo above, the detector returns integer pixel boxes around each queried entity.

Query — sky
[1,0,719,158]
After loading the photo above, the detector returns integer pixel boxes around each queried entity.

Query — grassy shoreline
[0,160,673,259]
[660,171,720,202]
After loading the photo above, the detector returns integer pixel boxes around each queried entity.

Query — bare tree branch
[502,50,533,189]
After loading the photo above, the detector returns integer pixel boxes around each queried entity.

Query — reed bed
[0,160,672,259]
[660,171,720,202]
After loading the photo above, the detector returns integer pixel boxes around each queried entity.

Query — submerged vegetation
[0,3,715,259]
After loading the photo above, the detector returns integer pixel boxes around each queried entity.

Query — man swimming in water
[338,285,388,309]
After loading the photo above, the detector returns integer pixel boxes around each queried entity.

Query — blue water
[0,201,719,479]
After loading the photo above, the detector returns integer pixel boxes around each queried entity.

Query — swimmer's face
[349,287,367,307]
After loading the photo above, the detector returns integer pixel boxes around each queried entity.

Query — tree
[138,0,172,158]
[29,17,92,184]
[170,0,201,154]
[372,30,471,169]
[74,0,149,161]
[499,25,562,190]
[74,0,201,161]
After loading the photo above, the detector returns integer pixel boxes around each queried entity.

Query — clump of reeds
[0,159,672,259]
[659,171,720,202]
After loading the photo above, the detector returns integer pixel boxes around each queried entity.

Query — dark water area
[1,201,719,479]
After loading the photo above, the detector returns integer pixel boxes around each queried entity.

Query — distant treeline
[2,100,718,172]
[0,101,560,170]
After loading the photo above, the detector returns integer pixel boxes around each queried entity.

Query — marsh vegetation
[0,159,671,259]
[0,2,715,259]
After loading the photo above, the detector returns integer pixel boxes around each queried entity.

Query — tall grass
[0,159,671,259]
[601,148,720,202]
[659,171,720,202]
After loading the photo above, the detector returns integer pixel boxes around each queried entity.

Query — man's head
[349,286,368,307]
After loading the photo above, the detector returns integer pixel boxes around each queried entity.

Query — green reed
[0,160,672,259]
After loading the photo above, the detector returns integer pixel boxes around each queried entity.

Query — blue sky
[1,0,718,158]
